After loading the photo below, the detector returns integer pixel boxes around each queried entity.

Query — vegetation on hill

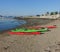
[36,15,40,16]
[13,11,60,19]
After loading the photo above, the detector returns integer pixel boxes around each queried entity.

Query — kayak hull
[28,26,57,29]
[11,28,48,32]
[8,32,41,35]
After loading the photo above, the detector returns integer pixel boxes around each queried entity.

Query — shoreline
[0,19,60,52]
[0,18,56,34]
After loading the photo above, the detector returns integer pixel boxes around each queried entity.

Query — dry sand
[0,19,60,52]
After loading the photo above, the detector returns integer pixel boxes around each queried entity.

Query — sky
[0,0,60,16]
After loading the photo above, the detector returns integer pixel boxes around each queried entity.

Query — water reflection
[0,19,26,31]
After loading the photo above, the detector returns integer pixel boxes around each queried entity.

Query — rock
[3,45,10,50]
[44,47,51,52]
[57,42,60,45]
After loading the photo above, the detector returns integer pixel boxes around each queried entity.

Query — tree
[50,12,54,15]
[46,12,49,14]
[55,11,58,15]
[45,12,49,16]
[36,15,40,16]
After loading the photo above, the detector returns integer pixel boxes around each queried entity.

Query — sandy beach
[0,19,60,52]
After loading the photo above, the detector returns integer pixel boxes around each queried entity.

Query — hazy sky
[0,0,60,16]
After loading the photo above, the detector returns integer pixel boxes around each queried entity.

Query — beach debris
[3,45,10,50]
[56,42,60,45]
[44,47,51,52]
[55,48,60,52]
[49,43,57,48]
[55,45,60,52]
[10,41,14,43]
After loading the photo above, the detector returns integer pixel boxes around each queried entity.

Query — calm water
[0,19,26,31]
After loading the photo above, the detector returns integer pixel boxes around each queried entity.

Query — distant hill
[0,16,15,19]
[0,15,3,17]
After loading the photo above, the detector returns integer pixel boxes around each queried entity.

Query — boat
[10,28,49,32]
[28,25,57,29]
[46,25,57,28]
[8,32,41,35]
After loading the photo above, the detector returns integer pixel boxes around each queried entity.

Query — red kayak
[8,32,41,35]
[46,26,57,28]
[28,25,57,29]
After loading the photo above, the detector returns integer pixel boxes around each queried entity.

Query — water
[0,19,26,31]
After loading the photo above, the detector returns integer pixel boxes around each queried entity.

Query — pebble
[44,47,51,52]
[3,45,10,50]
[44,42,60,52]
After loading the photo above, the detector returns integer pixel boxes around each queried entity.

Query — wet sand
[0,19,60,52]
